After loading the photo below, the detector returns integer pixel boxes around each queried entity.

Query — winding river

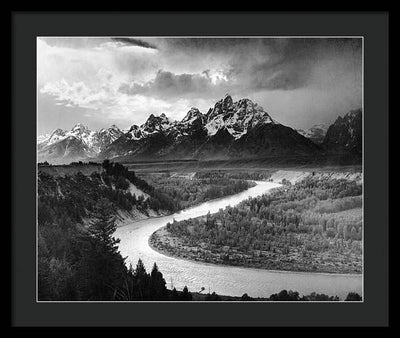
[114,181,362,299]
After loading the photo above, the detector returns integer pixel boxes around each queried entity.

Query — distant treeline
[38,161,101,166]
[123,159,199,164]
[138,171,255,211]
[195,170,273,181]
[195,289,362,302]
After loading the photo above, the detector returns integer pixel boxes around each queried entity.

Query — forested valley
[152,177,363,274]
[38,160,362,300]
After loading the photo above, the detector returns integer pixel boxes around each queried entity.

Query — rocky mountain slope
[37,124,123,164]
[297,124,328,144]
[322,108,362,155]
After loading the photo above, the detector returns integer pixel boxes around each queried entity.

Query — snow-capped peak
[38,96,287,163]
[71,123,89,132]
[51,128,65,136]
[181,107,203,124]
[38,123,124,154]
[37,133,50,143]
[143,113,171,133]
[221,94,233,109]
[109,124,120,131]
[345,109,362,123]
[207,94,235,120]
[205,95,277,139]
[99,124,122,134]
[41,128,67,146]
[126,125,143,140]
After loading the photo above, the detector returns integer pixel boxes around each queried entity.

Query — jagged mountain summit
[322,108,362,155]
[204,94,277,139]
[37,124,123,164]
[297,124,328,144]
[100,95,320,162]
[38,96,362,164]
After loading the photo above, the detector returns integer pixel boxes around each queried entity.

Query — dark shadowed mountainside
[323,109,362,155]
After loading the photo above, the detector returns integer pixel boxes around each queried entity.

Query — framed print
[12,11,389,328]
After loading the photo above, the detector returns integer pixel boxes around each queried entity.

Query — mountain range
[37,95,362,164]
[37,124,123,164]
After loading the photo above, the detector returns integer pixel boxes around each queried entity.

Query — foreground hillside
[38,161,173,227]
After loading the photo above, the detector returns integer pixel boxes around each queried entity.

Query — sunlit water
[114,181,362,299]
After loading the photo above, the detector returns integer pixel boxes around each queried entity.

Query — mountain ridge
[37,95,362,164]
[37,124,124,164]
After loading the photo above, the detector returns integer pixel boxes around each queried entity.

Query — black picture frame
[11,11,389,328]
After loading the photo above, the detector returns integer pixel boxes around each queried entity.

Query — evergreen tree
[133,259,150,300]
[171,287,179,301]
[345,292,362,301]
[181,286,192,301]
[76,198,127,300]
[149,263,167,300]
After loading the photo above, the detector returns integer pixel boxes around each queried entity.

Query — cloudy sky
[37,37,362,135]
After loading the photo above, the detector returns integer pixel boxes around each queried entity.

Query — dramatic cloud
[111,37,158,49]
[40,78,193,126]
[37,37,362,134]
[119,38,361,97]
[119,69,230,99]
[222,38,361,93]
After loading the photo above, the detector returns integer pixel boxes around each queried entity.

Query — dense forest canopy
[155,177,363,273]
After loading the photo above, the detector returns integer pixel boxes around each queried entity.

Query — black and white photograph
[35,36,365,303]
